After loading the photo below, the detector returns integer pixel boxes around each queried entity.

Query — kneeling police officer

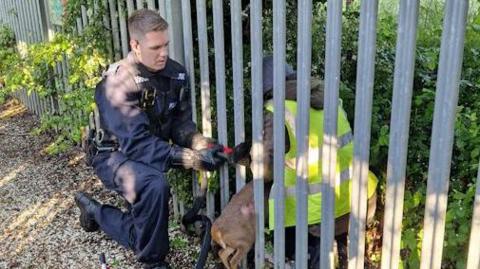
[75,9,225,269]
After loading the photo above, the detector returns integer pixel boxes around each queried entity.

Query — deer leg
[219,246,236,269]
[228,247,248,269]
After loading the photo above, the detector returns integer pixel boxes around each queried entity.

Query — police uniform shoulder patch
[134,76,149,84]
[177,73,186,80]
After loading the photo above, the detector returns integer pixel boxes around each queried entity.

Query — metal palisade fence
[1,1,479,269]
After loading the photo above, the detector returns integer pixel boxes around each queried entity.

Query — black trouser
[284,227,348,269]
[93,155,170,264]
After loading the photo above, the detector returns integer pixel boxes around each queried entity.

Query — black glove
[170,145,226,171]
[232,141,252,166]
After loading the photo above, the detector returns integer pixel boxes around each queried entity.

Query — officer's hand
[190,133,216,151]
[171,146,226,171]
[191,145,226,171]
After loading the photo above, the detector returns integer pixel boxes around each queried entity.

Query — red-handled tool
[207,144,235,163]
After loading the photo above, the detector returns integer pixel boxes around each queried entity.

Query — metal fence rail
[295,0,313,267]
[348,1,379,268]
[1,1,478,269]
[250,0,265,267]
[273,0,287,267]
[321,1,343,268]
[231,0,246,194]
[420,2,469,269]
[380,1,419,268]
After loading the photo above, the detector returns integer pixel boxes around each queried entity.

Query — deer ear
[232,142,252,166]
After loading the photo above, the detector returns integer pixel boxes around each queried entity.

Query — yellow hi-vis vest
[266,100,378,229]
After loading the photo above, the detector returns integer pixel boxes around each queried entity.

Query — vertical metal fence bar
[32,93,38,116]
[76,17,83,34]
[195,0,214,220]
[181,0,196,124]
[27,0,36,42]
[108,0,121,60]
[295,0,312,267]
[321,0,343,268]
[31,0,41,42]
[172,192,179,219]
[380,1,419,269]
[39,94,45,117]
[127,0,135,15]
[18,89,23,109]
[24,90,28,111]
[103,0,113,61]
[212,0,229,210]
[37,0,47,41]
[6,0,15,41]
[28,91,33,112]
[50,95,56,116]
[118,0,129,58]
[26,1,39,114]
[165,0,184,63]
[158,0,166,18]
[42,0,55,41]
[1,0,7,25]
[35,93,41,116]
[15,0,23,42]
[348,1,379,268]
[12,0,21,43]
[9,2,14,34]
[21,0,30,44]
[19,89,24,109]
[18,0,27,44]
[2,2,7,25]
[1,2,5,26]
[420,2,469,269]
[89,2,96,21]
[231,0,246,193]
[272,0,286,267]
[466,160,480,269]
[15,0,23,44]
[0,2,4,24]
[181,0,198,198]
[4,0,11,35]
[27,0,36,43]
[61,54,69,90]
[179,200,185,218]
[28,0,36,42]
[147,0,155,10]
[32,0,41,42]
[22,0,34,44]
[32,1,42,42]
[3,1,7,22]
[251,0,264,268]
[81,5,88,27]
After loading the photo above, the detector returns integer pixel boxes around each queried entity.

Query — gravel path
[0,99,217,269]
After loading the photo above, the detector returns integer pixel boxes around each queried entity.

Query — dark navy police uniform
[91,52,200,264]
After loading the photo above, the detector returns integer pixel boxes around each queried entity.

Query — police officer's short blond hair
[128,9,168,40]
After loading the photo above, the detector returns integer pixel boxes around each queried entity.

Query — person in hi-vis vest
[236,56,378,268]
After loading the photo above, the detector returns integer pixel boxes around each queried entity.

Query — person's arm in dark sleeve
[169,74,213,150]
[97,68,175,172]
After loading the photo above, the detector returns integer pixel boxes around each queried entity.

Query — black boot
[74,192,101,232]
